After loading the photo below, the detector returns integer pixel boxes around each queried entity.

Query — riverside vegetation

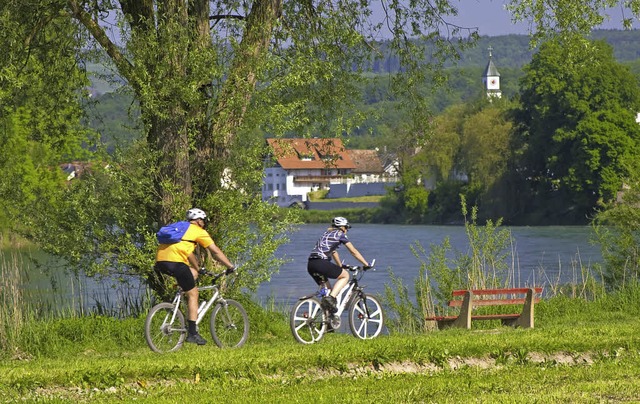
[3,204,640,402]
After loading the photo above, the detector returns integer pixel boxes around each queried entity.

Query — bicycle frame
[323,263,372,318]
[331,280,357,317]
[169,284,222,326]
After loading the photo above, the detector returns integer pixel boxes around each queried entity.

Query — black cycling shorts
[155,261,195,292]
[307,258,342,285]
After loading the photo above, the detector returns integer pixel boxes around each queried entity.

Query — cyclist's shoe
[186,333,207,345]
[321,295,338,314]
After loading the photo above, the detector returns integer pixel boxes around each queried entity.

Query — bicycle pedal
[329,315,341,330]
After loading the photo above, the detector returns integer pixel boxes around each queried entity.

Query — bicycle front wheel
[290,297,327,344]
[209,299,249,348]
[348,294,384,340]
[145,302,186,353]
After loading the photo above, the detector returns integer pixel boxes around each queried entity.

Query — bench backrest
[448,287,543,307]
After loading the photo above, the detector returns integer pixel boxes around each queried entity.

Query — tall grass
[0,249,150,358]
[0,251,26,355]
[382,199,608,334]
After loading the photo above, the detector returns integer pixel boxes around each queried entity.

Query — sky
[447,0,635,37]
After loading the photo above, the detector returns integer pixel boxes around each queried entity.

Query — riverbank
[2,287,640,402]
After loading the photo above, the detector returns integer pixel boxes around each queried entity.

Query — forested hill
[369,29,640,73]
[84,29,640,148]
[87,29,640,96]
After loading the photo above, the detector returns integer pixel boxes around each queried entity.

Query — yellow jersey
[155,223,214,265]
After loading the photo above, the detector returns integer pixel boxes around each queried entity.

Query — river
[11,224,601,312]
[257,224,601,305]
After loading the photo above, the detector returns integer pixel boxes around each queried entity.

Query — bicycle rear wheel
[348,294,384,340]
[290,297,327,344]
[145,302,186,353]
[209,299,249,348]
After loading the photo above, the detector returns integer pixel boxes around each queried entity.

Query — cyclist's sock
[188,320,197,335]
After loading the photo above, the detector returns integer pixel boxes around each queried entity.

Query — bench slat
[451,287,543,296]
[449,297,541,307]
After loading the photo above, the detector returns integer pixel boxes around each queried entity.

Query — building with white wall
[263,138,356,207]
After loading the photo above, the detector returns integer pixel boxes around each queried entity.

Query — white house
[263,138,356,207]
[325,149,398,198]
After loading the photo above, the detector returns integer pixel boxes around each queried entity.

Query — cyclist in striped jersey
[307,217,371,313]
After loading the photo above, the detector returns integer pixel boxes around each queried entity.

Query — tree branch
[209,14,246,21]
[67,0,138,92]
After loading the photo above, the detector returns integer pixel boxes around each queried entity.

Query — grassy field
[2,289,640,403]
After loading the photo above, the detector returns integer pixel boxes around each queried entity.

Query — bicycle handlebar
[342,258,376,272]
[198,266,238,283]
[342,265,375,271]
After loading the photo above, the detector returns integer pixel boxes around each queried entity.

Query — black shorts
[307,258,342,285]
[155,261,195,292]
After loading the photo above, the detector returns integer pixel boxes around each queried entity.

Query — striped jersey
[309,228,349,260]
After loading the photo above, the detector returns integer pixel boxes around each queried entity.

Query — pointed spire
[483,46,501,99]
[483,46,500,77]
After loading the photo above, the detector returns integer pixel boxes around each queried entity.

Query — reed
[382,201,609,334]
[0,251,27,355]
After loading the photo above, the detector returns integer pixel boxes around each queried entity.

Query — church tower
[482,46,501,99]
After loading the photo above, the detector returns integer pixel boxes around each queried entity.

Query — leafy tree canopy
[512,37,640,223]
[2,0,639,294]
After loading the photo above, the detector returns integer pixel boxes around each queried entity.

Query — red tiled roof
[348,149,384,174]
[266,138,356,170]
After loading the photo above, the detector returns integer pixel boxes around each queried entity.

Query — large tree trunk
[72,0,281,222]
[196,0,282,196]
[149,113,193,224]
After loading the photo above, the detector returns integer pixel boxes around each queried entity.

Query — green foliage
[383,269,423,334]
[82,91,142,150]
[383,199,515,331]
[0,1,94,232]
[296,207,382,224]
[592,184,640,287]
[510,38,640,223]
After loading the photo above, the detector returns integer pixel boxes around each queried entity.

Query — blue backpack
[156,221,194,244]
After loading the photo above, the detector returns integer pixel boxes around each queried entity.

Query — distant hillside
[366,29,640,73]
[83,29,640,151]
[85,29,640,94]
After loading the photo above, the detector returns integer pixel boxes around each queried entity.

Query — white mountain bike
[290,260,384,344]
[145,268,249,353]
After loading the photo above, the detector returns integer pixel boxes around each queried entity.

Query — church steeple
[482,46,502,98]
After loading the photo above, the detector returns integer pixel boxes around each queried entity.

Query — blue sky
[451,0,635,36]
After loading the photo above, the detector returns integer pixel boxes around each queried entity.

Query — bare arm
[187,253,200,269]
[331,251,342,267]
[206,241,235,270]
[344,242,369,267]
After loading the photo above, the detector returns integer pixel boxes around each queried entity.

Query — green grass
[313,195,384,203]
[2,292,640,402]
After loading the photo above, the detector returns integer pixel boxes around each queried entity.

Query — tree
[2,1,639,294]
[1,0,482,293]
[511,38,640,223]
[0,2,92,235]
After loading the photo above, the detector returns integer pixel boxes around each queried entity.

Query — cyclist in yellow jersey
[155,208,235,345]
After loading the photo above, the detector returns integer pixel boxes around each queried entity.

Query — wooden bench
[425,287,543,330]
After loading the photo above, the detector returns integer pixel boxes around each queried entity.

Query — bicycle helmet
[332,216,351,229]
[186,208,207,221]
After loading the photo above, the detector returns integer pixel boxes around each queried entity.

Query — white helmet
[186,208,207,221]
[332,216,351,229]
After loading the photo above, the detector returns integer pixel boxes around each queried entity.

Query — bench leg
[513,288,535,329]
[451,291,472,329]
